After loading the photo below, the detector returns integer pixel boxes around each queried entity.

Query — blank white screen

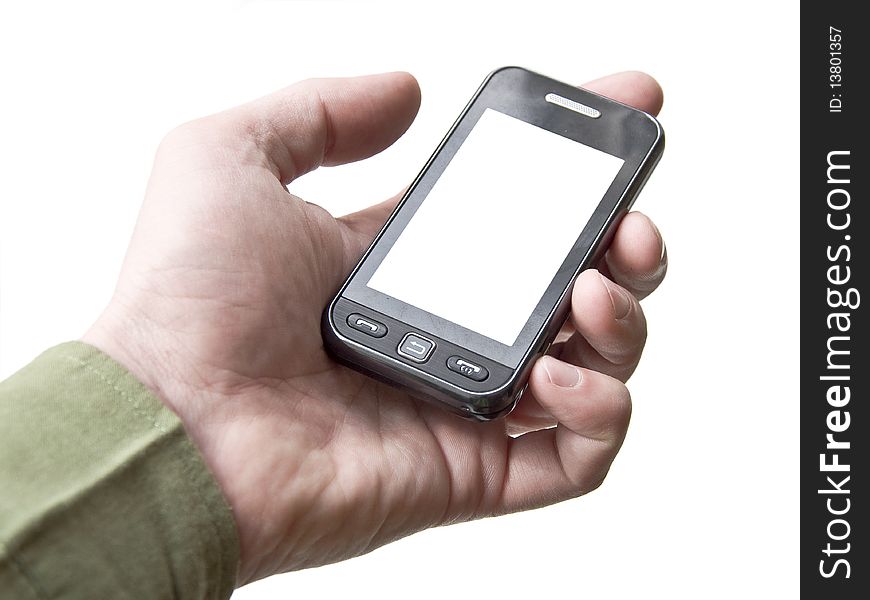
[367,108,625,346]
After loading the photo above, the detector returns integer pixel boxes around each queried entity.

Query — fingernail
[648,217,668,273]
[650,218,664,249]
[599,272,632,320]
[542,357,581,388]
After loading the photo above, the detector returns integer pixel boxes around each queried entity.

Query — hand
[83,70,667,584]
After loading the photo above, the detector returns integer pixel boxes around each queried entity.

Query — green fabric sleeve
[0,342,239,599]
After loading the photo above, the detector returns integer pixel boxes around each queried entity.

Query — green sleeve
[0,342,239,599]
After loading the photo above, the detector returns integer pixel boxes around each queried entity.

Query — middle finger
[557,268,648,382]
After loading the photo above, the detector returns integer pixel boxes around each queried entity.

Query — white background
[0,1,799,598]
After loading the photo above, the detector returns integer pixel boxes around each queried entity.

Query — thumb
[208,72,421,184]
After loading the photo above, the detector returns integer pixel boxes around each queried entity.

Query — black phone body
[322,67,664,420]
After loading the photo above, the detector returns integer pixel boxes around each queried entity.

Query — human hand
[82,70,667,584]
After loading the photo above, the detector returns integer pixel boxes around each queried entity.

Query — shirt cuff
[0,342,240,599]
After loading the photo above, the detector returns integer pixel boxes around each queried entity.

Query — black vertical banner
[802,2,867,596]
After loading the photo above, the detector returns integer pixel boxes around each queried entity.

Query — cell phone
[322,66,664,420]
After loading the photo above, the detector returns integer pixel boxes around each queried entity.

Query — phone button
[447,355,489,382]
[397,333,435,363]
[347,313,388,338]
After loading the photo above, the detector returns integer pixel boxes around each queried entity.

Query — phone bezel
[323,66,663,418]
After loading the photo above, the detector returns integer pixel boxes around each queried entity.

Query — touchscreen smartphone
[322,66,664,420]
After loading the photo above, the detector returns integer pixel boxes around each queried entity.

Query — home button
[397,333,435,363]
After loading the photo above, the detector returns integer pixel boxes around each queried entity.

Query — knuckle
[161,118,209,147]
[601,307,648,365]
[590,380,633,441]
[155,116,262,177]
[568,374,633,443]
[566,457,612,498]
[611,384,633,430]
[599,334,645,370]
[578,469,609,496]
[603,338,643,368]
[159,113,244,154]
[156,118,219,160]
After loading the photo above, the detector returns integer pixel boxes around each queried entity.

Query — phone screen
[366,108,625,346]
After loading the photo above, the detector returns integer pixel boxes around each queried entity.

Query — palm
[123,159,505,577]
[85,71,666,585]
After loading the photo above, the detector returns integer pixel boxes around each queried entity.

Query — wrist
[82,305,180,413]
[81,302,267,585]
